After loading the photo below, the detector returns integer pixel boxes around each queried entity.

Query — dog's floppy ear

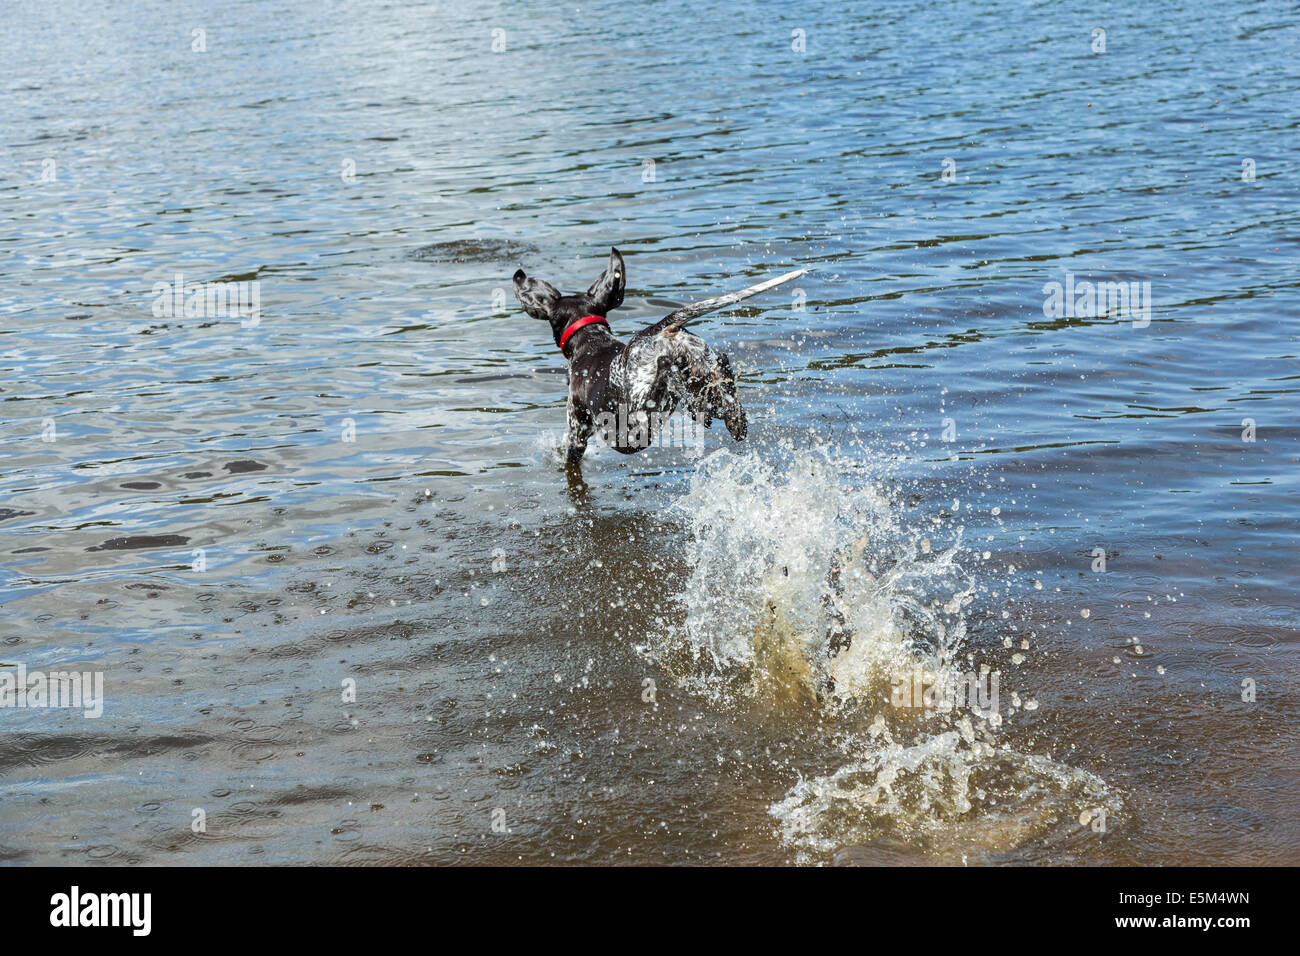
[513,269,560,321]
[586,247,625,314]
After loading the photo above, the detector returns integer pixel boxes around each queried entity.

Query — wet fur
[513,248,747,467]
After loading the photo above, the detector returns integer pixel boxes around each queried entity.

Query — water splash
[653,446,1117,863]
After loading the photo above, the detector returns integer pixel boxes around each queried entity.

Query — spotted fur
[513,248,746,467]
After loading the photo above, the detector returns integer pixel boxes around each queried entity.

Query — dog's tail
[630,268,808,344]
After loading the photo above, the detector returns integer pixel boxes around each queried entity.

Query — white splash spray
[654,447,1117,863]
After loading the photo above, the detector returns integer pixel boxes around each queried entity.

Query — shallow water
[1,0,1297,865]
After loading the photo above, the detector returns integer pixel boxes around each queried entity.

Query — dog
[513,248,748,467]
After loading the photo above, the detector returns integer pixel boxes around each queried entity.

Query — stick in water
[631,268,809,343]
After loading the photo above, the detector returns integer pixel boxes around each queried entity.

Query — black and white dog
[514,248,758,468]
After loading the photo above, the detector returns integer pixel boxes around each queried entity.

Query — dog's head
[513,247,626,348]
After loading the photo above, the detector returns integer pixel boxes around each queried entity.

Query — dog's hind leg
[666,332,747,441]
[615,329,747,445]
[712,351,746,440]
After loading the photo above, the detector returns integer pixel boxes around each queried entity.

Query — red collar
[558,314,608,353]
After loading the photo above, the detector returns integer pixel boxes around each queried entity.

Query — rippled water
[1,0,1297,865]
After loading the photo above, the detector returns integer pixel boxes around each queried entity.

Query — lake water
[1,0,1297,865]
